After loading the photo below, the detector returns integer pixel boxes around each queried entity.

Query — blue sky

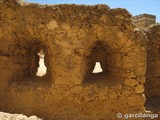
[25,0,160,22]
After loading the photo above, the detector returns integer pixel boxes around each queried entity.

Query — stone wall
[132,14,156,29]
[0,0,147,120]
[145,25,160,111]
[145,25,160,97]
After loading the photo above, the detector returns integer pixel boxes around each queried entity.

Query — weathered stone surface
[47,20,59,30]
[127,94,145,108]
[0,0,148,120]
[145,25,160,97]
[0,112,42,120]
[124,78,139,87]
[132,14,156,29]
[135,84,144,93]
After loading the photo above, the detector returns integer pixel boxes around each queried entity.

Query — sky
[25,0,160,22]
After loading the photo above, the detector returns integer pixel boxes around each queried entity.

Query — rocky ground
[0,112,42,120]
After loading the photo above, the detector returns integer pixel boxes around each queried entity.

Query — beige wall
[132,14,156,29]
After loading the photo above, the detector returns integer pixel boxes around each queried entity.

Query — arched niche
[11,41,52,87]
[87,41,107,75]
[83,41,115,85]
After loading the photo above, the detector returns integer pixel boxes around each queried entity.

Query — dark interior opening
[145,96,160,112]
[11,43,51,87]
[83,41,123,85]
[144,41,160,112]
[84,41,108,85]
[145,44,160,112]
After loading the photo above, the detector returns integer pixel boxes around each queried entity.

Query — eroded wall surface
[132,14,156,29]
[145,25,160,111]
[145,25,160,96]
[0,0,147,119]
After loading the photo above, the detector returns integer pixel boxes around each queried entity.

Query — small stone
[124,78,139,87]
[135,66,146,77]
[47,20,58,30]
[135,84,144,93]
[109,92,118,99]
[127,94,145,107]
[70,86,83,94]
[29,116,40,120]
[16,115,28,120]
[139,77,145,84]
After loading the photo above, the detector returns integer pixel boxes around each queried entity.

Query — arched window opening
[36,49,47,77]
[84,41,108,84]
[11,42,51,87]
[83,41,123,86]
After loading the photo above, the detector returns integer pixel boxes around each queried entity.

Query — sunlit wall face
[25,0,160,22]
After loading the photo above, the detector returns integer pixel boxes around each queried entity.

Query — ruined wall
[0,0,147,120]
[145,25,160,96]
[145,25,160,111]
[132,14,156,29]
